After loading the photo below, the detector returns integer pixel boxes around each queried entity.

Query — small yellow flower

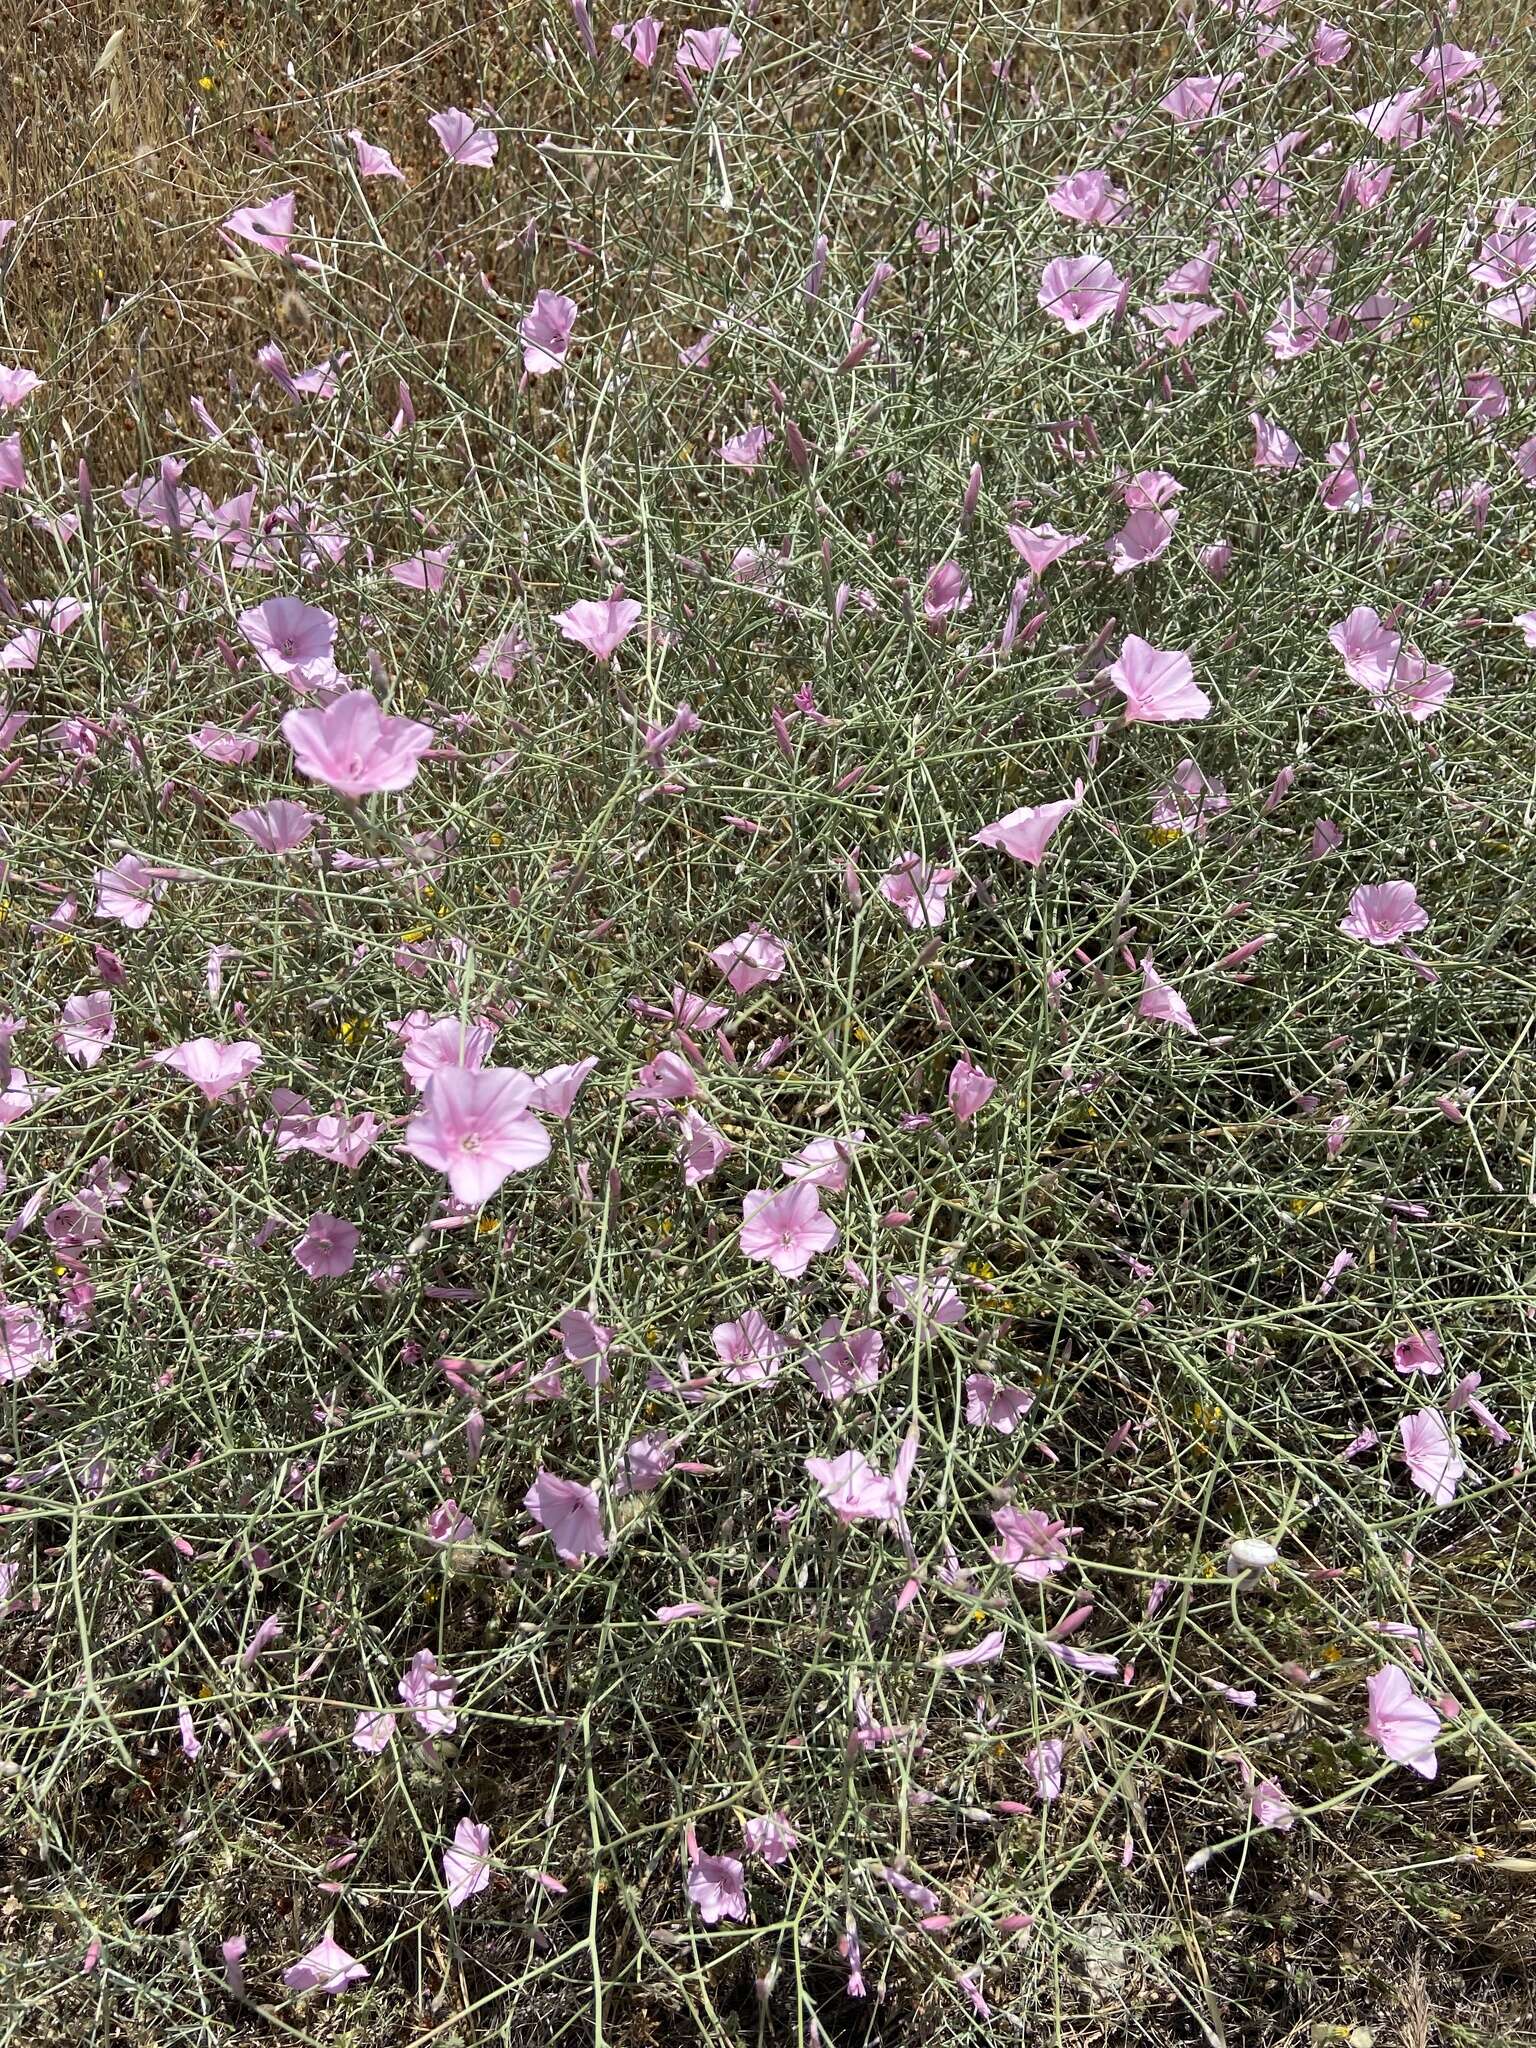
[476,1216,500,1236]
[401,927,430,944]
[1145,827,1183,847]
[198,74,215,90]
[1320,1644,1342,1664]
[334,1014,374,1046]
[0,897,9,923]
[487,830,504,849]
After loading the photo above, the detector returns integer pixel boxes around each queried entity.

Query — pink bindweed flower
[676,26,743,73]
[973,785,1081,867]
[879,852,960,931]
[1139,960,1198,1035]
[345,130,406,180]
[399,1648,457,1735]
[230,800,317,853]
[239,596,337,678]
[1026,1739,1066,1801]
[426,1500,475,1546]
[709,925,787,994]
[922,560,972,625]
[429,107,498,167]
[626,1050,698,1105]
[282,1935,368,1995]
[1038,252,1124,333]
[990,1505,1078,1581]
[964,1373,1034,1435]
[938,1630,1005,1671]
[806,1317,885,1402]
[718,425,772,471]
[1046,169,1129,229]
[805,1428,919,1523]
[712,1307,791,1384]
[292,1213,360,1280]
[1339,881,1428,946]
[1365,1664,1442,1778]
[0,1303,52,1384]
[0,433,26,493]
[743,1810,797,1865]
[55,992,114,1068]
[0,365,42,410]
[886,1268,966,1331]
[352,1708,396,1753]
[740,1182,839,1280]
[523,1470,608,1564]
[528,1057,598,1118]
[282,690,435,798]
[1398,1410,1464,1506]
[1160,73,1243,127]
[1235,1759,1295,1830]
[612,16,662,65]
[1107,636,1210,723]
[678,1108,733,1186]
[152,1039,262,1102]
[948,1056,996,1123]
[553,595,642,662]
[779,1131,866,1191]
[393,1011,498,1093]
[444,1818,492,1909]
[404,1068,550,1203]
[1393,1329,1445,1376]
[521,289,578,374]
[94,854,166,929]
[222,192,302,258]
[686,1835,749,1923]
[1251,413,1303,470]
[1005,522,1087,576]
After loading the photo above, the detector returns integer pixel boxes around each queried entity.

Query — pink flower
[351,1708,397,1753]
[238,595,337,678]
[709,925,787,994]
[973,786,1081,867]
[1038,252,1124,333]
[948,1056,996,1123]
[0,1303,52,1384]
[718,425,772,471]
[55,992,114,1068]
[0,365,42,410]
[282,1935,368,1995]
[678,1108,734,1186]
[1365,1664,1442,1778]
[612,16,662,66]
[393,1011,498,1093]
[740,1182,839,1280]
[743,1810,797,1865]
[922,560,972,624]
[676,26,743,73]
[990,1505,1078,1581]
[1251,413,1302,470]
[780,1131,866,1191]
[939,1630,1005,1670]
[404,1068,550,1203]
[429,107,498,167]
[399,1647,457,1734]
[521,289,578,375]
[528,1057,598,1118]
[1005,523,1087,576]
[282,690,435,798]
[617,1432,673,1497]
[806,1317,885,1402]
[1339,880,1428,946]
[152,1038,262,1102]
[222,192,300,257]
[886,1269,966,1331]
[553,595,642,662]
[346,130,406,180]
[292,1213,360,1280]
[1107,635,1210,723]
[191,724,261,766]
[712,1308,790,1384]
[1329,605,1400,687]
[230,800,317,853]
[805,1429,919,1523]
[626,1050,698,1105]
[524,1470,608,1564]
[1312,21,1352,65]
[1026,1739,1066,1800]
[426,1499,475,1545]
[443,1818,492,1909]
[964,1373,1034,1435]
[0,433,26,493]
[686,1839,749,1923]
[95,853,166,929]
[1265,286,1332,360]
[1235,1759,1294,1829]
[1159,73,1243,127]
[879,852,960,931]
[1139,961,1198,1035]
[1398,1410,1464,1506]
[1047,169,1129,229]
[1393,1328,1445,1376]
